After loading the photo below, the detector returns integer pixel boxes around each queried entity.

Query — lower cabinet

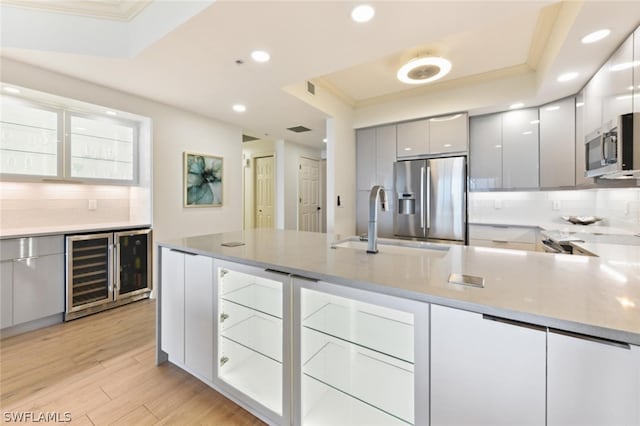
[213,259,290,426]
[469,224,538,252]
[0,261,13,328]
[159,247,213,380]
[547,330,640,426]
[294,278,429,426]
[430,305,546,425]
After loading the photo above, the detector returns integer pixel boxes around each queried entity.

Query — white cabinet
[431,305,546,426]
[469,114,502,190]
[397,119,429,157]
[575,92,593,186]
[548,331,640,426]
[0,261,12,328]
[502,108,539,188]
[539,97,576,188]
[583,65,606,137]
[159,247,213,380]
[602,35,634,127]
[429,113,468,153]
[356,125,396,191]
[213,260,290,425]
[295,278,429,426]
[635,29,640,113]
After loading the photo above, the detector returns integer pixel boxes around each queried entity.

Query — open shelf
[303,339,414,425]
[303,302,414,363]
[221,282,282,319]
[219,338,282,415]
[221,314,282,363]
[302,374,411,426]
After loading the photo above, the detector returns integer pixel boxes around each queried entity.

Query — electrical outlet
[88,199,97,210]
[552,200,560,211]
[494,199,502,209]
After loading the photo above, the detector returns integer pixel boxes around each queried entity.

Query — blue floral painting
[184,152,223,207]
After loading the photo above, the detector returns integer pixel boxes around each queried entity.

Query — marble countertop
[160,229,640,346]
[0,222,151,239]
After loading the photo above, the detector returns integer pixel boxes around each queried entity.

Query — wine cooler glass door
[115,229,152,298]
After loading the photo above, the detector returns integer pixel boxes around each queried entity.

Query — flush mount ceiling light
[232,104,246,113]
[581,29,610,44]
[351,4,375,23]
[509,102,525,109]
[251,50,270,63]
[557,72,578,82]
[397,57,452,85]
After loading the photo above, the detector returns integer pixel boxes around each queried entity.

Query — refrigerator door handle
[426,166,431,230]
[420,166,425,229]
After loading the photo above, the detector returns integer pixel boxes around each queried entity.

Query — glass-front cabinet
[213,260,291,425]
[294,278,429,426]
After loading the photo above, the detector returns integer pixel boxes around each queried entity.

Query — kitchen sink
[330,236,450,257]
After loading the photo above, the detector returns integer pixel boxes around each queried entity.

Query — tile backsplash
[469,188,640,232]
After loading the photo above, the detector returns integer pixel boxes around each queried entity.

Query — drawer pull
[549,328,630,350]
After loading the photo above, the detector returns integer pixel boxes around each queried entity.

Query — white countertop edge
[158,239,640,347]
[1,223,152,239]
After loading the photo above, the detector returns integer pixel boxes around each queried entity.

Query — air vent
[287,125,312,133]
[242,134,259,142]
[307,81,315,95]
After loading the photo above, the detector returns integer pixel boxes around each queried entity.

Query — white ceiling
[1,1,639,149]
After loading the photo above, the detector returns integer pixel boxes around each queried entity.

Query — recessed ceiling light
[322,138,327,143]
[3,86,20,94]
[522,131,533,135]
[530,120,540,124]
[557,72,578,82]
[546,105,560,111]
[509,102,524,109]
[105,110,117,116]
[581,29,610,44]
[351,4,375,23]
[251,50,270,63]
[397,57,452,85]
[232,104,247,113]
[576,102,584,108]
[610,61,640,72]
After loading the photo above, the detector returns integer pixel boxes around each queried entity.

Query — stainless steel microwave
[585,112,640,179]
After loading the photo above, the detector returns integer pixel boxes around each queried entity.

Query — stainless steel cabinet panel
[397,119,429,157]
[469,114,502,190]
[431,305,546,426]
[548,331,640,426]
[0,261,12,328]
[540,97,576,188]
[13,253,64,325]
[356,128,376,191]
[429,113,468,154]
[502,108,539,188]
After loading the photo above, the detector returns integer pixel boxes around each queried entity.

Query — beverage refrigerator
[65,228,152,321]
[393,156,467,243]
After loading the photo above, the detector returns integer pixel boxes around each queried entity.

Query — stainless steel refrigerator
[393,156,467,243]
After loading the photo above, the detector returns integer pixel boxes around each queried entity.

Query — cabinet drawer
[470,239,536,252]
[469,225,537,244]
[0,235,64,261]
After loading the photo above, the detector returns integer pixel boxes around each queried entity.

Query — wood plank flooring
[0,300,265,425]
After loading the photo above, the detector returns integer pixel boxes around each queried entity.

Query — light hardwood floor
[0,300,265,425]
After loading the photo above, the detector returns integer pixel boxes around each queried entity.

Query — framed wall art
[184,152,223,207]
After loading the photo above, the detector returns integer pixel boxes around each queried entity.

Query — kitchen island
[157,229,640,426]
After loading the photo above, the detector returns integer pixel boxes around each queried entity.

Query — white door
[298,157,320,232]
[255,156,275,228]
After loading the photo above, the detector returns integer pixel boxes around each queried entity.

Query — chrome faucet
[367,185,387,253]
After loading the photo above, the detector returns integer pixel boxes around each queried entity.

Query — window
[0,96,61,177]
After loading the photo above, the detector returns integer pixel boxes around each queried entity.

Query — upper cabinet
[397,113,468,158]
[470,108,539,190]
[635,28,640,113]
[602,35,634,126]
[356,125,396,191]
[574,93,592,186]
[539,97,576,188]
[583,64,606,137]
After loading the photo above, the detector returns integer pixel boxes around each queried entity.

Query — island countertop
[160,229,640,345]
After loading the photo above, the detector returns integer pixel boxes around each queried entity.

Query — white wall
[0,58,243,245]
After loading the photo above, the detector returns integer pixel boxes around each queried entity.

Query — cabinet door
[469,114,502,190]
[356,128,376,191]
[502,108,539,188]
[575,92,593,185]
[397,119,429,157]
[376,124,396,190]
[548,331,640,426]
[0,261,12,328]
[160,247,185,365]
[431,305,546,425]
[635,29,640,113]
[540,97,576,187]
[602,35,634,126]
[429,113,468,154]
[13,254,64,325]
[184,254,214,381]
[583,66,605,136]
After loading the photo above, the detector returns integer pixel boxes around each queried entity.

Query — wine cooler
[65,228,152,321]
